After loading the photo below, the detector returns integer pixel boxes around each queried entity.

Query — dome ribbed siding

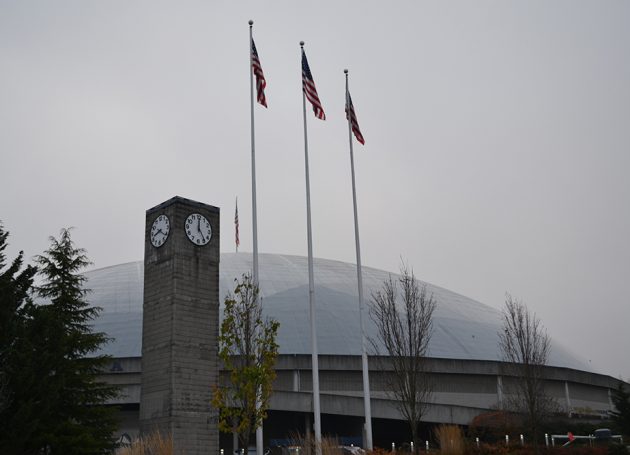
[85,253,590,371]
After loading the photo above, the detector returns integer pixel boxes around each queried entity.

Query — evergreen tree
[31,228,119,454]
[0,227,119,454]
[611,382,630,436]
[0,224,40,452]
[0,224,37,362]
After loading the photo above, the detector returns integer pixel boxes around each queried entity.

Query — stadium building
[92,253,621,448]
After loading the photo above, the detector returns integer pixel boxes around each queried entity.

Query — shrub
[469,411,523,443]
[608,443,630,455]
[469,442,610,455]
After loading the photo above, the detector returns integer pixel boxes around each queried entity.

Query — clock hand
[197,218,202,235]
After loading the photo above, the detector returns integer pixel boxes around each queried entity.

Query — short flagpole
[249,20,264,455]
[345,69,373,450]
[301,40,322,455]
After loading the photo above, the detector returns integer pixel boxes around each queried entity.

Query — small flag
[234,199,240,250]
[301,50,326,120]
[251,39,267,107]
[345,92,365,145]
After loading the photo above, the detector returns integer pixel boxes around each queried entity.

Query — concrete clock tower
[140,196,220,454]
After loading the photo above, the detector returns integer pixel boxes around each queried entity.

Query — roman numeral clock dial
[185,213,212,246]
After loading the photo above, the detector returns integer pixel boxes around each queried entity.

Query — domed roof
[86,253,590,371]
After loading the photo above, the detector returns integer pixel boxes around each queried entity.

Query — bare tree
[370,265,436,451]
[498,294,552,452]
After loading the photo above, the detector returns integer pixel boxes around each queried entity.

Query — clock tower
[140,196,220,454]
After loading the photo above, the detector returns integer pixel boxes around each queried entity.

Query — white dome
[85,253,591,371]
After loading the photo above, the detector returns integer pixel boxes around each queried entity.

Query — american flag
[234,199,240,250]
[251,39,267,108]
[301,50,325,120]
[345,92,365,145]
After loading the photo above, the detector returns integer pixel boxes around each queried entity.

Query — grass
[117,431,175,455]
[434,424,465,455]
[288,432,345,455]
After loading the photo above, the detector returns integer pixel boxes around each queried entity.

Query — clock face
[150,214,170,247]
[185,213,212,246]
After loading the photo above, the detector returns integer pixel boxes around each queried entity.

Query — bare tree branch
[498,294,554,453]
[370,264,436,451]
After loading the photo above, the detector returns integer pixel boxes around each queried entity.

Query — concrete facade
[140,197,220,455]
[108,353,621,448]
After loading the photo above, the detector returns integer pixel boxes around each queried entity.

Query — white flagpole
[249,20,264,455]
[300,40,322,454]
[344,69,373,450]
[249,20,260,289]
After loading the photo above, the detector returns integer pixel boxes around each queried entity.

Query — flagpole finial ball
[344,69,348,74]
[248,20,253,25]
[300,41,305,47]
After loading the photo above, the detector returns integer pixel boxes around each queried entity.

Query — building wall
[105,353,621,438]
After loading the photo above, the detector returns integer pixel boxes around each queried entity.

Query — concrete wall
[139,197,220,455]
[107,353,621,430]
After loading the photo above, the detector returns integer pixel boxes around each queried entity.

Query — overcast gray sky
[1,1,629,380]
